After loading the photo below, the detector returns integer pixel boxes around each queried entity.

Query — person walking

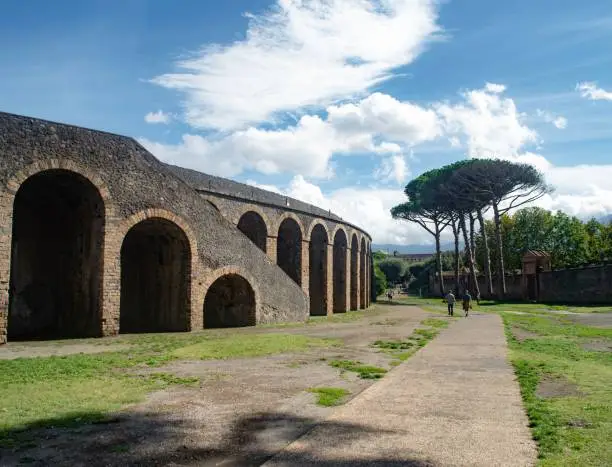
[446,291,455,316]
[462,290,472,317]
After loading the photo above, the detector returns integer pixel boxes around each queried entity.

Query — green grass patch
[172,334,337,360]
[329,360,387,379]
[373,318,448,363]
[502,311,612,466]
[421,318,449,329]
[0,332,337,444]
[308,387,350,406]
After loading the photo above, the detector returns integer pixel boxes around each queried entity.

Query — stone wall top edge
[0,111,372,241]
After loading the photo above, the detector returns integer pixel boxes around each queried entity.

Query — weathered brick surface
[0,112,373,344]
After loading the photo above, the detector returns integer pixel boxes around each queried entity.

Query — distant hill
[372,242,455,254]
[600,214,612,224]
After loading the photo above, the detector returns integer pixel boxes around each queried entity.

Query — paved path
[263,312,537,466]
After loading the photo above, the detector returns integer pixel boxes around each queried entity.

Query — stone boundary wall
[538,265,612,304]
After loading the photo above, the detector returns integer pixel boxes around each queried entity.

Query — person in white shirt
[446,291,455,316]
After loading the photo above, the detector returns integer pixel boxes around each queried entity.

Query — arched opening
[120,218,191,333]
[360,238,366,309]
[333,229,348,313]
[350,234,358,310]
[8,169,104,340]
[237,211,267,253]
[309,224,328,316]
[277,217,302,285]
[204,274,256,328]
[367,244,372,307]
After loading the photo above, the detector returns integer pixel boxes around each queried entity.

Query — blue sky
[1,0,611,244]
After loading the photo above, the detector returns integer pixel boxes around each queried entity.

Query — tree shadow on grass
[0,410,435,466]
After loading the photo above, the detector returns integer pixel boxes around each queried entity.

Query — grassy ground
[389,295,612,315]
[308,387,350,407]
[502,311,612,466]
[390,294,612,464]
[372,317,449,363]
[0,332,335,442]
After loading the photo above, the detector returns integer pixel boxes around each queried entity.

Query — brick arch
[332,227,349,313]
[236,208,270,253]
[306,219,331,241]
[201,265,261,327]
[276,214,304,286]
[236,205,272,231]
[360,236,367,309]
[330,224,349,244]
[0,161,113,342]
[350,232,359,310]
[109,208,201,334]
[274,211,305,236]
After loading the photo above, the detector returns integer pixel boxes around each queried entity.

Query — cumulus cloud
[536,109,567,129]
[141,80,612,243]
[141,91,442,178]
[436,83,538,159]
[374,154,410,184]
[576,81,612,101]
[251,175,433,244]
[150,0,442,131]
[144,110,172,124]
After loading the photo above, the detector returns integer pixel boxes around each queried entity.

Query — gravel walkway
[264,312,537,467]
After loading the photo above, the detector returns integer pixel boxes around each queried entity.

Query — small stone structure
[0,112,373,344]
[522,250,551,301]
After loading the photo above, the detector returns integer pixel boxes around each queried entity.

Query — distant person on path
[446,291,455,316]
[462,290,472,317]
[387,289,393,301]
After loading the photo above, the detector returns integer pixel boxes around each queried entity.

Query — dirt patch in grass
[0,343,131,360]
[0,305,432,466]
[511,326,541,342]
[580,340,612,352]
[536,375,583,399]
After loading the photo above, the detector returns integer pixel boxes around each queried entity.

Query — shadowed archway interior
[309,224,328,316]
[120,218,191,333]
[277,218,302,285]
[360,238,366,309]
[8,169,104,340]
[237,211,267,253]
[204,274,256,328]
[333,229,348,313]
[350,234,358,310]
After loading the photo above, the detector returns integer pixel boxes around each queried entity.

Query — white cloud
[144,110,171,124]
[576,81,612,101]
[327,92,442,144]
[484,82,506,94]
[553,116,568,129]
[536,109,567,129]
[140,92,440,178]
[269,176,433,244]
[436,83,538,159]
[374,154,410,184]
[150,0,442,131]
[536,165,612,219]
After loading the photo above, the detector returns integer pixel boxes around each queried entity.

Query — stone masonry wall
[538,265,612,304]
[0,112,373,343]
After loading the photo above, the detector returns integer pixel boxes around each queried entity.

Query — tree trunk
[477,208,494,297]
[469,212,476,262]
[493,203,507,297]
[435,223,444,297]
[451,219,460,295]
[460,213,480,300]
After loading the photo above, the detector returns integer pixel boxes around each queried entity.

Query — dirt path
[265,312,537,467]
[1,305,439,466]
